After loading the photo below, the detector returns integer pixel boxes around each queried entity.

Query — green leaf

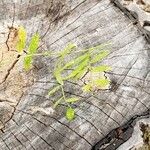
[54,69,63,85]
[59,43,76,58]
[82,84,91,92]
[65,97,79,103]
[91,50,109,64]
[62,53,89,70]
[66,107,75,121]
[91,65,111,72]
[93,78,110,88]
[24,55,32,71]
[53,97,63,109]
[28,33,40,54]
[64,56,89,80]
[74,67,88,80]
[16,26,27,53]
[48,85,61,96]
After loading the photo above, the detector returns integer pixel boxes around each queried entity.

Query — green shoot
[49,43,111,121]
[15,26,111,121]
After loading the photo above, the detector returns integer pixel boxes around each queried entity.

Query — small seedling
[15,26,111,121]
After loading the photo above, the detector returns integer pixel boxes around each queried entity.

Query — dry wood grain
[0,0,149,150]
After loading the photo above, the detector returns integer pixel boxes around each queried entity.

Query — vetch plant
[16,26,111,121]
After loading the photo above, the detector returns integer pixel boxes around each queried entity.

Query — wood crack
[0,56,20,84]
[0,92,24,132]
[92,109,150,150]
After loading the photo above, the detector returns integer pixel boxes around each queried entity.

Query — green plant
[48,43,111,121]
[16,26,111,121]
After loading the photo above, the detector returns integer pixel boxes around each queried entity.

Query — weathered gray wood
[0,0,149,150]
[117,117,150,150]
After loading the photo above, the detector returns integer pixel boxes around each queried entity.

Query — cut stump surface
[0,0,149,150]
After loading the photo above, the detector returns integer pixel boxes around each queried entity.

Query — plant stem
[53,97,63,109]
[61,85,66,100]
[61,85,70,108]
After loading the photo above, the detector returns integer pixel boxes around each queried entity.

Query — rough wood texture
[0,0,150,150]
[117,117,150,150]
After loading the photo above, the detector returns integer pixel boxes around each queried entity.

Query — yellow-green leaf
[74,67,88,80]
[66,107,75,121]
[65,97,79,103]
[93,78,110,88]
[54,69,63,85]
[91,50,109,64]
[62,53,89,70]
[28,33,40,54]
[59,43,76,58]
[48,85,61,96]
[64,56,89,80]
[24,55,32,71]
[91,65,111,72]
[16,26,27,53]
[82,84,91,92]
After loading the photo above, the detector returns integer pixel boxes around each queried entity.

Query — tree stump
[0,0,149,150]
